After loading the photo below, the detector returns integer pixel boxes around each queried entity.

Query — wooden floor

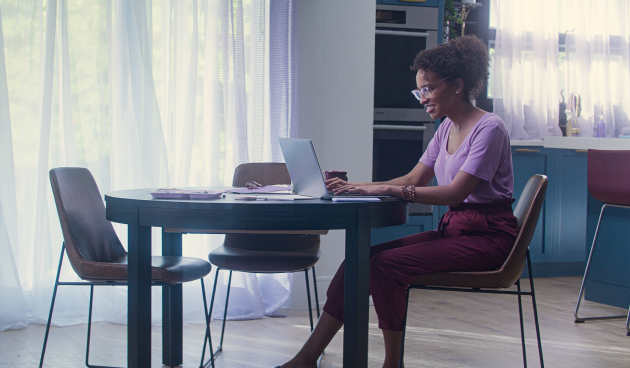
[2,277,629,368]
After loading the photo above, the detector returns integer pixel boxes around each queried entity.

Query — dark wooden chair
[574,149,630,335]
[199,163,322,367]
[41,167,213,368]
[399,174,548,368]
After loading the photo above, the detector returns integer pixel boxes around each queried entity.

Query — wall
[289,0,376,310]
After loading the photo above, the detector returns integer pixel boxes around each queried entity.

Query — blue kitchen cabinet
[551,149,589,265]
[511,147,588,277]
[371,214,433,245]
[511,147,554,266]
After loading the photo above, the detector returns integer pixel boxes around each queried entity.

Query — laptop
[278,138,386,200]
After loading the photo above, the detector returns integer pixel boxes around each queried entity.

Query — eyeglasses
[411,76,451,100]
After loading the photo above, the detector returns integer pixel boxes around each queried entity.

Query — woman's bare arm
[326,161,435,189]
[334,169,482,208]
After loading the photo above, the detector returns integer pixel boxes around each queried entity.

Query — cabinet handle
[375,30,430,37]
[575,149,588,153]
[514,149,540,153]
[374,125,427,131]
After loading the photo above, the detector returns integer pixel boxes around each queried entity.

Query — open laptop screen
[278,138,329,199]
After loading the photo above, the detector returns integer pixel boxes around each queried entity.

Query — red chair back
[587,149,630,206]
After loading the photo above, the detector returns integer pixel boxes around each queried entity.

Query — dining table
[104,188,409,368]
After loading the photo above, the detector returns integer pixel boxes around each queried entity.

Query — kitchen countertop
[511,136,630,150]
[510,139,544,147]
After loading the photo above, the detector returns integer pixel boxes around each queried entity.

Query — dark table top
[105,188,410,231]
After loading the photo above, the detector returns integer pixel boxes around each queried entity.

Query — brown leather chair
[41,167,213,368]
[399,174,548,368]
[199,163,322,366]
[574,149,630,334]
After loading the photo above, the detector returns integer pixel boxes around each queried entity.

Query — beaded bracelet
[401,185,415,203]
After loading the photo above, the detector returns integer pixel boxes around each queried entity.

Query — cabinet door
[371,215,433,245]
[511,147,554,263]
[552,149,588,263]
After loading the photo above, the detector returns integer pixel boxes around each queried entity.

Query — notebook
[278,138,386,200]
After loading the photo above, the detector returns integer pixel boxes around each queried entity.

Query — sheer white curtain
[0,0,297,330]
[559,0,630,137]
[492,0,630,139]
[0,3,28,331]
[492,0,563,139]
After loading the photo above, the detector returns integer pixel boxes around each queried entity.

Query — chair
[41,167,213,368]
[199,162,322,367]
[574,149,630,335]
[399,174,548,368]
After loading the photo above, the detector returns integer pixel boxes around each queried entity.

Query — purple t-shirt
[420,113,513,203]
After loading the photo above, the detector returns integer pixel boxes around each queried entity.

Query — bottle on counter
[566,108,573,137]
[597,115,606,138]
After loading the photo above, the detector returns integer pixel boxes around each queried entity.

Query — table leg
[343,221,372,368]
[162,230,183,366]
[128,224,152,368]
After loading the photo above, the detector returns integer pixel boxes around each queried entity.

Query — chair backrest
[232,162,291,187]
[495,174,548,286]
[225,163,319,251]
[587,149,630,206]
[49,168,126,278]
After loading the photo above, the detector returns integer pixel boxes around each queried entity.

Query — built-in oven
[374,4,439,122]
[373,122,434,214]
[373,4,440,214]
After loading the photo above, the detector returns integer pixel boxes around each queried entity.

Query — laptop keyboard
[328,191,364,197]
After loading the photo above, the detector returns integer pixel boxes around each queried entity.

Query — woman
[278,35,516,368]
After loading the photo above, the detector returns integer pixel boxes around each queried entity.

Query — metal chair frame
[574,202,630,335]
[397,174,548,368]
[399,248,544,368]
[200,266,320,368]
[39,243,213,368]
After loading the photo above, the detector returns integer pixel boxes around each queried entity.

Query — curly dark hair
[412,35,489,100]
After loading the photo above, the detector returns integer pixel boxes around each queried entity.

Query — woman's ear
[454,78,464,94]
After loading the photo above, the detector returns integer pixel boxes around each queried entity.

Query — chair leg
[575,204,626,323]
[308,267,324,367]
[219,270,232,349]
[398,290,410,368]
[516,279,527,368]
[526,250,545,368]
[86,285,95,367]
[200,278,215,368]
[305,270,315,331]
[39,244,65,368]
[311,267,321,319]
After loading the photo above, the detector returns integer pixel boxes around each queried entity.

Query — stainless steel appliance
[373,4,440,214]
[374,4,439,122]
[373,122,434,214]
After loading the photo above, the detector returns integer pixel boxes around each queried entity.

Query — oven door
[372,123,435,214]
[374,5,439,122]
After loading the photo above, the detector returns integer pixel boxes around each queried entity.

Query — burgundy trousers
[322,200,518,331]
